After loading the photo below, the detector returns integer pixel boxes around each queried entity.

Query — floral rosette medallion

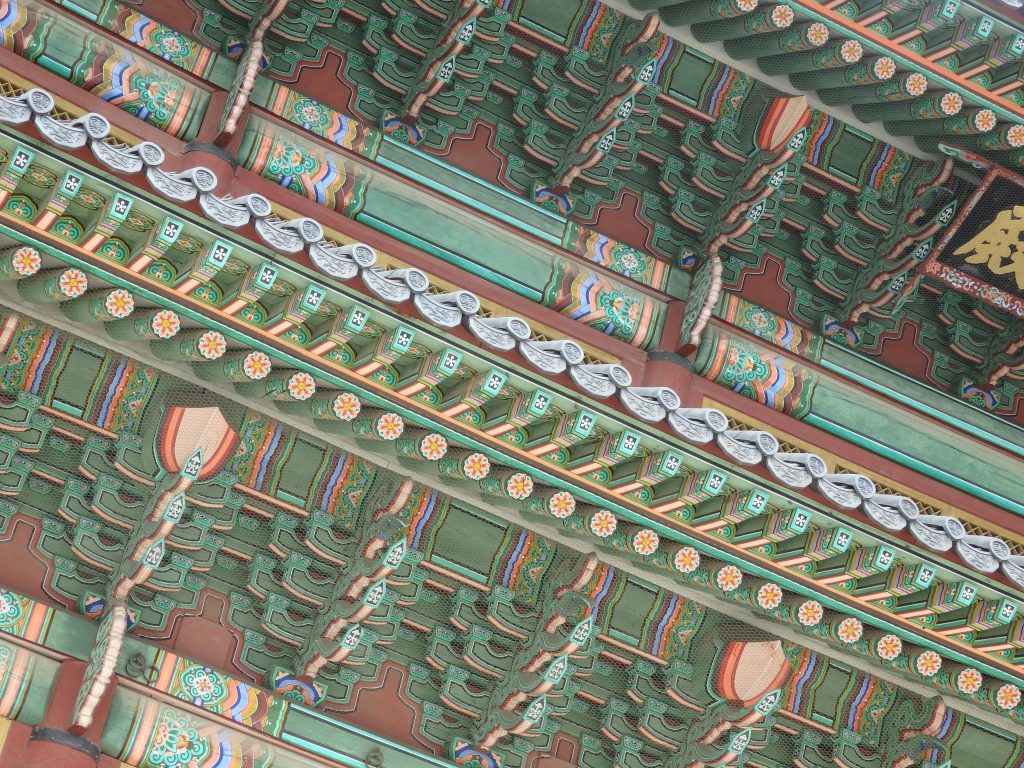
[179,665,227,706]
[905,72,928,96]
[196,331,226,360]
[548,491,576,519]
[632,529,659,556]
[462,453,490,480]
[997,684,1022,710]
[756,583,783,610]
[375,412,404,440]
[805,23,829,45]
[716,565,742,592]
[840,40,862,63]
[104,289,134,319]
[836,617,863,644]
[505,473,533,500]
[287,372,316,400]
[673,546,700,574]
[939,92,962,115]
[875,635,902,661]
[332,392,361,421]
[797,600,823,627]
[242,351,272,380]
[419,433,448,460]
[590,510,617,538]
[915,650,942,677]
[973,109,997,133]
[151,310,180,339]
[873,57,896,80]
[957,668,982,694]
[771,5,794,27]
[58,268,88,298]
[9,246,40,277]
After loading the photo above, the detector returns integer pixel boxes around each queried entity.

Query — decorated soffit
[120,0,1024,417]
[0,75,1018,694]
[2,1,1023,422]
[0,308,1021,767]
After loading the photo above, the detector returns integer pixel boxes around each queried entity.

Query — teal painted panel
[518,0,581,40]
[284,706,455,768]
[360,183,553,301]
[378,139,565,243]
[810,382,1024,514]
[821,345,1024,456]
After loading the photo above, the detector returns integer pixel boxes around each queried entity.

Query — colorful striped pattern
[579,561,625,630]
[0,0,27,48]
[639,593,705,659]
[383,481,450,557]
[157,651,285,734]
[807,114,844,169]
[93,55,204,139]
[864,142,911,198]
[84,357,157,433]
[542,258,662,349]
[694,329,817,419]
[782,649,827,715]
[720,295,823,358]
[238,122,366,215]
[840,674,897,746]
[116,9,215,78]
[229,414,293,491]
[490,529,553,604]
[699,66,752,120]
[2,321,71,397]
[562,224,669,291]
[807,112,911,196]
[267,85,380,158]
[570,2,624,63]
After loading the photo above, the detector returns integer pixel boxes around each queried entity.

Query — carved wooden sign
[925,167,1024,319]
[71,600,128,732]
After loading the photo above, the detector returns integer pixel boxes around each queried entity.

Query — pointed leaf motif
[458,19,476,44]
[911,238,933,261]
[438,58,456,83]
[598,129,616,154]
[729,728,752,753]
[524,695,547,723]
[340,624,363,650]
[637,59,657,85]
[161,494,186,524]
[571,615,594,645]
[617,97,634,121]
[384,539,407,568]
[181,448,203,481]
[364,579,387,608]
[788,126,808,152]
[544,655,568,684]
[142,539,165,569]
[768,165,788,189]
[755,689,782,716]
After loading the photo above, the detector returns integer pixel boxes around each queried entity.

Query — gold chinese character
[954,205,1024,290]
